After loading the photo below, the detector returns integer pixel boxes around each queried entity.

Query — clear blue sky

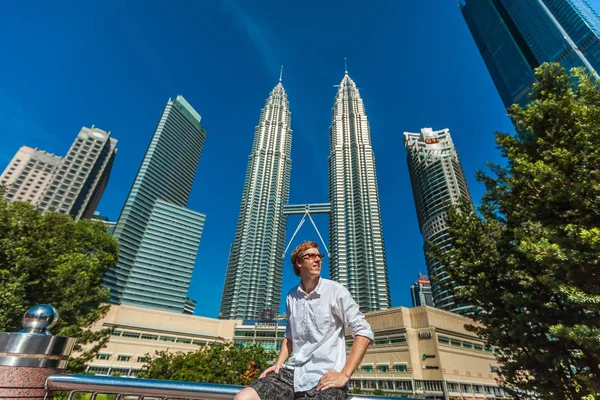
[0,0,516,318]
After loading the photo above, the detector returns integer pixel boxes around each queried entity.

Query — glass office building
[219,78,292,320]
[404,128,473,314]
[461,0,600,108]
[328,70,391,313]
[102,96,207,313]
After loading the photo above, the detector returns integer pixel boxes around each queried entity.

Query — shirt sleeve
[338,285,374,342]
[285,293,293,340]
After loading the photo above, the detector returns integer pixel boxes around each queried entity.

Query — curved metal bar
[0,333,75,356]
[0,355,68,368]
[46,374,243,399]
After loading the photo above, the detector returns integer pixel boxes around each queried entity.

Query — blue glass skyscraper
[461,0,600,108]
[102,96,207,313]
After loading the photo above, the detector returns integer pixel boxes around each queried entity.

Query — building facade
[84,305,237,377]
[410,274,434,307]
[38,126,117,220]
[86,305,507,399]
[328,70,391,313]
[350,306,507,399]
[219,78,292,320]
[102,96,207,313]
[461,0,600,109]
[404,128,473,314]
[1,146,63,205]
[91,211,117,235]
[232,319,287,353]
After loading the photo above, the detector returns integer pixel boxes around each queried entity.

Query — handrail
[46,374,417,400]
[46,374,242,399]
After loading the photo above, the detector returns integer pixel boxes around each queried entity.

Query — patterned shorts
[249,368,347,400]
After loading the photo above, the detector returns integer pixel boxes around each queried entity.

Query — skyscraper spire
[344,57,348,75]
[328,71,391,313]
[219,80,293,320]
[279,65,283,82]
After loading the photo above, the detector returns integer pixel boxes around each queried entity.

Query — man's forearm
[275,337,293,366]
[341,335,371,378]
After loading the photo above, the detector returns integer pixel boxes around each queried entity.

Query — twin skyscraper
[220,68,391,319]
[100,69,391,319]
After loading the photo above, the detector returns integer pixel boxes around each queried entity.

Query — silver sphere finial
[20,304,59,335]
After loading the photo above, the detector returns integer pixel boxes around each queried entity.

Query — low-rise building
[85,305,237,377]
[350,306,507,399]
[85,304,507,399]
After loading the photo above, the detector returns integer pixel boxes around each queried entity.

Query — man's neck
[300,276,320,294]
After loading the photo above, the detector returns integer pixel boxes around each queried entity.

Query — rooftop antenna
[279,65,283,82]
[344,57,348,75]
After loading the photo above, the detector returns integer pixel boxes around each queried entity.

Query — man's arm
[316,335,370,391]
[259,337,293,378]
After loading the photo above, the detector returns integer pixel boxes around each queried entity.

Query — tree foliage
[0,190,118,370]
[137,342,275,385]
[430,63,600,399]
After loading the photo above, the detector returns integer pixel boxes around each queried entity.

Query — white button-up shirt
[284,278,374,392]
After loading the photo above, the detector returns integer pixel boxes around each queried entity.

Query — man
[235,241,374,400]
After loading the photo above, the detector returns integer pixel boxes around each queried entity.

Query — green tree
[0,191,118,370]
[430,63,600,399]
[138,342,275,385]
[372,388,384,396]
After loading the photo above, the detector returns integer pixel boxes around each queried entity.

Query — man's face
[296,247,323,279]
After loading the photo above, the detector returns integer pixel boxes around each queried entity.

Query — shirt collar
[298,277,323,298]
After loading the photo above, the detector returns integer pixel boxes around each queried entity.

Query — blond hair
[290,241,319,277]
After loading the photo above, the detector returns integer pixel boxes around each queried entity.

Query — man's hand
[316,371,349,391]
[259,364,281,379]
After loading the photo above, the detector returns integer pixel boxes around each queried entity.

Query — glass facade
[102,96,207,313]
[461,0,600,109]
[404,128,473,314]
[219,80,292,320]
[328,72,391,313]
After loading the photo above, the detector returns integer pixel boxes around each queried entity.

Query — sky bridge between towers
[282,203,330,259]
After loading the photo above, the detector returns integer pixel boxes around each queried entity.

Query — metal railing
[46,374,414,400]
[46,374,242,399]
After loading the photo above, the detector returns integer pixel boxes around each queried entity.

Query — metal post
[0,304,76,399]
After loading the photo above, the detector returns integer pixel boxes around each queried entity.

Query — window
[137,356,148,363]
[390,336,406,344]
[450,340,462,347]
[159,336,175,342]
[437,336,449,344]
[377,365,389,373]
[394,364,407,373]
[375,339,389,345]
[193,339,207,345]
[176,338,192,344]
[96,353,110,360]
[362,365,373,373]
[117,355,131,362]
[121,331,140,338]
[87,366,109,375]
[141,334,158,341]
[111,330,123,336]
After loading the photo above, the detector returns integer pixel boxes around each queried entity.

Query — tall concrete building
[102,96,207,313]
[37,126,117,220]
[461,0,600,109]
[328,69,391,313]
[410,274,434,307]
[219,76,292,320]
[404,128,473,314]
[1,147,63,205]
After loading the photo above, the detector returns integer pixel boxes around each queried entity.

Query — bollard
[0,305,76,399]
